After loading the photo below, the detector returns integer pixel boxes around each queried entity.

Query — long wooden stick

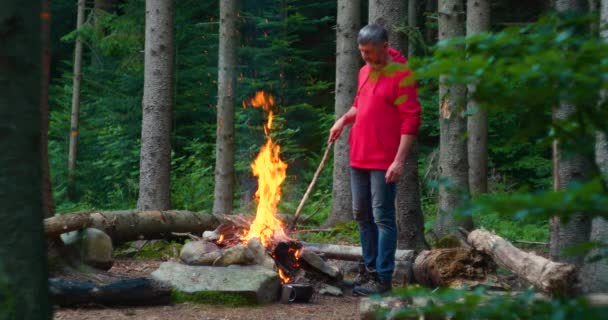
[289,142,334,231]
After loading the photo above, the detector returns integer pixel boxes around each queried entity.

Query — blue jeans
[350,167,397,282]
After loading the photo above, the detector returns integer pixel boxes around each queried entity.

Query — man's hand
[385,160,405,183]
[328,118,345,143]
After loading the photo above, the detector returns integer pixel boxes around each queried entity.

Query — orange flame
[277,268,290,284]
[242,91,288,248]
[218,234,225,243]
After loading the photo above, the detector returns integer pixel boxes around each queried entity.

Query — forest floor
[52,258,362,320]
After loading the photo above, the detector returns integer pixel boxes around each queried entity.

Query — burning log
[412,248,496,288]
[301,242,415,262]
[467,229,578,295]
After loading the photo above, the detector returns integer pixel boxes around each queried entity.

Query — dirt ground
[52,258,362,320]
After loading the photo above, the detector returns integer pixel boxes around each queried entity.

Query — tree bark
[433,0,473,239]
[212,0,238,216]
[408,0,418,57]
[45,210,221,243]
[369,0,407,52]
[466,0,490,196]
[67,0,86,201]
[412,248,495,287]
[468,229,578,295]
[324,0,359,227]
[41,0,54,218]
[50,277,171,307]
[0,2,52,318]
[301,242,415,262]
[396,142,430,251]
[580,0,608,293]
[138,0,174,210]
[550,0,592,266]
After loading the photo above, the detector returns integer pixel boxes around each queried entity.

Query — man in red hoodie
[329,24,421,295]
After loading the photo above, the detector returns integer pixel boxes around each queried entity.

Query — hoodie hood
[388,47,407,64]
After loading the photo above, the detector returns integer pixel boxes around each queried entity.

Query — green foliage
[171,290,257,306]
[376,287,606,320]
[0,265,15,320]
[296,221,360,245]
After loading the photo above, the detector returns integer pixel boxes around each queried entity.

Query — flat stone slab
[152,261,280,304]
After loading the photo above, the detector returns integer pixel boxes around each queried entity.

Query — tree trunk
[396,142,429,251]
[45,210,221,243]
[67,0,86,201]
[369,0,407,52]
[550,0,592,266]
[213,0,238,216]
[138,0,174,211]
[466,0,490,196]
[433,0,473,239]
[41,0,54,218]
[580,0,608,293]
[408,0,418,57]
[412,248,496,287]
[301,242,414,262]
[324,0,359,227]
[468,229,578,295]
[0,2,52,318]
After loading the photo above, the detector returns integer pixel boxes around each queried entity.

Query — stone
[299,248,342,281]
[213,243,255,266]
[61,228,113,270]
[180,240,222,265]
[202,230,220,241]
[319,284,343,297]
[151,261,281,304]
[246,238,276,270]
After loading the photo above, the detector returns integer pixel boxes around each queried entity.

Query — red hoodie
[349,48,421,170]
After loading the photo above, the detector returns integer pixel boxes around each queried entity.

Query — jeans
[350,167,397,282]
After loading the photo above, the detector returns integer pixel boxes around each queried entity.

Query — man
[329,24,421,295]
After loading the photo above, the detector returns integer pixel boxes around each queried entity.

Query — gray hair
[357,24,388,45]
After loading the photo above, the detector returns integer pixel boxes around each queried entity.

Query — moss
[114,240,183,260]
[171,290,258,306]
[434,235,462,249]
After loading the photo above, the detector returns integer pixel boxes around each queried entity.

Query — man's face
[358,42,388,68]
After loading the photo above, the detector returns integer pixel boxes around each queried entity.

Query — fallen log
[301,242,415,262]
[467,228,578,295]
[50,277,171,307]
[412,248,496,288]
[45,210,221,243]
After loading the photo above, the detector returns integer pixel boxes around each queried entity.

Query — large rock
[61,228,113,270]
[180,240,222,265]
[212,243,255,266]
[300,248,342,281]
[246,238,276,270]
[152,261,281,304]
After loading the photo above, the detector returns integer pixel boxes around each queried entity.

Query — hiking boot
[352,279,392,296]
[343,261,377,288]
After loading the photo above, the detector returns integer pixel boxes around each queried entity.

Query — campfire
[209,91,308,284]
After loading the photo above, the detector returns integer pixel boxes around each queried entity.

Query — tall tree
[466,0,490,196]
[213,0,238,215]
[433,0,473,239]
[425,0,437,45]
[370,0,428,250]
[0,1,52,318]
[41,0,54,218]
[67,0,86,200]
[137,0,175,210]
[580,0,608,292]
[549,0,592,266]
[323,0,359,227]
